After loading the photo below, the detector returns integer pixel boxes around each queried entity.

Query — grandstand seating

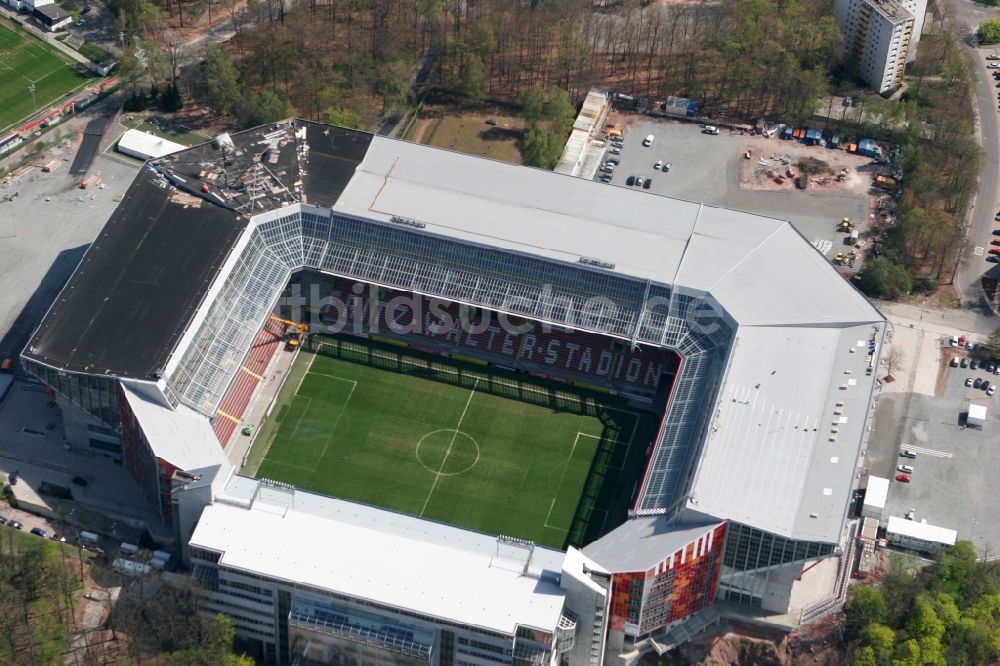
[212,320,285,445]
[317,278,677,393]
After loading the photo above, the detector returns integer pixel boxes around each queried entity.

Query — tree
[905,596,945,644]
[934,541,979,599]
[545,86,575,137]
[845,586,888,640]
[522,86,545,125]
[161,82,183,112]
[883,345,905,380]
[979,18,1000,44]
[852,646,878,666]
[462,53,487,104]
[325,106,365,129]
[857,257,912,300]
[891,638,922,666]
[861,623,895,662]
[982,325,1000,360]
[204,45,241,115]
[522,125,551,169]
[235,90,293,128]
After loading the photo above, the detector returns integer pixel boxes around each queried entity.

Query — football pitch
[0,21,93,134]
[251,336,660,549]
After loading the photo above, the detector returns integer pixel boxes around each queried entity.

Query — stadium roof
[582,518,723,573]
[23,118,884,544]
[24,173,248,379]
[122,385,233,473]
[191,475,567,635]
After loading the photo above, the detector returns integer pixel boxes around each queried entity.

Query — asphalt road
[953,0,1000,311]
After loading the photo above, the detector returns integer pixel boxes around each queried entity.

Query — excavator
[269,315,309,350]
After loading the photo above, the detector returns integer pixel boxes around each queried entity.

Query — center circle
[416,429,480,476]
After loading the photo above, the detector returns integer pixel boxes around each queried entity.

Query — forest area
[0,523,250,665]
[108,0,844,129]
[843,542,1000,666]
[107,0,979,293]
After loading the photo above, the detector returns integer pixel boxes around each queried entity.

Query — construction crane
[269,315,309,350]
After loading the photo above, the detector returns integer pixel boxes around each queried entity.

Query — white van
[704,125,719,135]
[642,134,654,146]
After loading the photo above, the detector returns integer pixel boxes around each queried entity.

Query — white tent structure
[117,129,188,161]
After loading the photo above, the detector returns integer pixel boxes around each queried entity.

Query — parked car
[905,508,916,520]
[609,146,622,155]
[993,229,1000,235]
[663,162,672,172]
[989,386,997,397]
[599,174,612,183]
[626,176,636,186]
[9,521,22,530]
[991,248,1000,255]
[984,381,992,392]
[635,177,644,187]
[71,476,88,487]
[643,178,651,189]
[900,449,917,458]
[974,377,983,389]
[989,362,998,373]
[30,527,47,538]
[895,474,912,483]
[950,335,960,346]
[606,158,620,165]
[961,357,969,368]
[951,356,960,367]
[967,341,977,351]
[642,134,655,146]
[971,359,979,370]
[989,256,1000,263]
[0,516,6,526]
[897,464,914,474]
[703,125,720,135]
[654,160,664,170]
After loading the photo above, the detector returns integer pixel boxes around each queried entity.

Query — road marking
[420,379,479,516]
[900,445,952,459]
[974,246,985,256]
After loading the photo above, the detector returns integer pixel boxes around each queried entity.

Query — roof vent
[389,215,427,229]
[578,256,616,270]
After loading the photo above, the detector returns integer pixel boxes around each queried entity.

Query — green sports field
[0,21,93,134]
[251,336,660,549]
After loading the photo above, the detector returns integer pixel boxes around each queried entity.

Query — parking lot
[868,344,1000,556]
[593,118,871,261]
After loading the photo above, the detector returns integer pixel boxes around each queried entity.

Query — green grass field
[252,336,659,549]
[0,20,93,134]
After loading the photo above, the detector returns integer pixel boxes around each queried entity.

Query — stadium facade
[22,119,884,664]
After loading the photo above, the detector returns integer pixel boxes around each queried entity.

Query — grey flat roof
[582,519,723,573]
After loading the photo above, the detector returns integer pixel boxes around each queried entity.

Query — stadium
[22,119,885,665]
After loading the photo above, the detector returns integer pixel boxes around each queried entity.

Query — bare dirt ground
[670,614,847,665]
[737,135,876,195]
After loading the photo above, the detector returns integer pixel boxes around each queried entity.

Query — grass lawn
[251,336,658,549]
[411,104,527,165]
[119,116,212,149]
[0,20,93,134]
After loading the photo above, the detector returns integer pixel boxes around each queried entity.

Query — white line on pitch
[420,379,479,516]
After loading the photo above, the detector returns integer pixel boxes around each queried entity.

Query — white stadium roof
[28,119,885,553]
[191,475,568,635]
